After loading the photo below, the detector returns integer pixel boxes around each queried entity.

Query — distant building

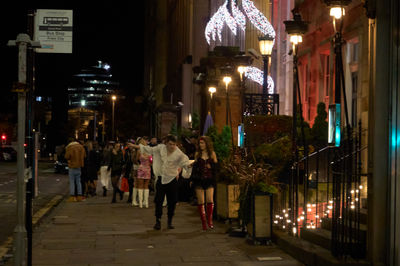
[67,61,120,141]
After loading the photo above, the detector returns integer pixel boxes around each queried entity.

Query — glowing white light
[290,35,303,45]
[242,0,275,39]
[243,66,274,93]
[205,0,275,46]
[330,7,345,19]
[293,227,297,234]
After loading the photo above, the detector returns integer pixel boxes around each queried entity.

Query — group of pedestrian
[64,133,219,232]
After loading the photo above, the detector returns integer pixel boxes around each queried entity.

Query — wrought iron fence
[243,93,279,116]
[274,121,367,259]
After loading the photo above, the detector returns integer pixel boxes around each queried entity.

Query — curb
[0,193,66,265]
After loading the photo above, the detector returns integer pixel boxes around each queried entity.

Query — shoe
[77,196,86,202]
[138,189,144,208]
[132,188,139,206]
[67,196,77,202]
[206,203,214,229]
[198,204,207,231]
[143,189,149,208]
[167,217,174,229]
[111,198,116,203]
[153,219,161,230]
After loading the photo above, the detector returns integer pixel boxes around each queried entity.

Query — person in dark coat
[86,141,101,196]
[108,142,125,203]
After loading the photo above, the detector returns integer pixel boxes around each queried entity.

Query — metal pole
[12,34,29,266]
[112,101,115,140]
[263,56,269,95]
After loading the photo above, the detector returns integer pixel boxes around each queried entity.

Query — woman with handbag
[108,142,125,203]
[191,136,218,231]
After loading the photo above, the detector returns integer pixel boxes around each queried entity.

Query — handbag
[119,176,129,192]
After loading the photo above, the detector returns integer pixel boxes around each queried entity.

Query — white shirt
[139,144,192,184]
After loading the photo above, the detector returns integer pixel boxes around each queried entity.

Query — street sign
[34,9,73,54]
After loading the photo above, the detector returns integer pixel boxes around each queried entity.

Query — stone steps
[273,229,371,266]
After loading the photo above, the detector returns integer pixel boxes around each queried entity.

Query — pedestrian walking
[85,141,101,197]
[64,137,86,202]
[124,139,138,204]
[136,137,152,208]
[133,135,194,230]
[99,142,112,196]
[108,142,125,203]
[191,136,218,231]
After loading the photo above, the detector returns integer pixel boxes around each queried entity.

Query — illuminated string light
[243,66,274,93]
[242,0,276,39]
[205,0,275,45]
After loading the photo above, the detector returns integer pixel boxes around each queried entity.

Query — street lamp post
[258,36,274,115]
[258,36,274,96]
[223,76,232,125]
[284,9,308,236]
[208,86,216,121]
[111,95,116,141]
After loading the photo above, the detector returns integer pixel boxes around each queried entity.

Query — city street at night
[2,183,303,266]
[2,0,400,265]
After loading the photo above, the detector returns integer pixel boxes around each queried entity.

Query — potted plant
[237,161,279,243]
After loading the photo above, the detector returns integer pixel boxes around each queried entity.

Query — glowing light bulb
[330,7,345,19]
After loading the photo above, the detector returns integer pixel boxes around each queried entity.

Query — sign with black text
[34,9,73,54]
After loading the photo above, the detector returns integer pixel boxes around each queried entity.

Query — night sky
[1,1,145,99]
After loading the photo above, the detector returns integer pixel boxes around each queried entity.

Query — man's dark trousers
[155,177,178,223]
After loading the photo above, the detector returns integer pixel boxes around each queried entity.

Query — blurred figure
[136,137,152,208]
[85,141,101,197]
[150,137,158,147]
[124,139,138,204]
[108,142,125,203]
[65,137,86,202]
[99,142,112,196]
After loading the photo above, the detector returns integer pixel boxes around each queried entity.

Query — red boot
[206,203,214,229]
[197,204,207,231]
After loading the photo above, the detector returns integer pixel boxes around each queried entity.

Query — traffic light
[1,134,6,145]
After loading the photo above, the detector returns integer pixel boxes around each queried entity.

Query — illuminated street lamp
[208,86,216,98]
[258,35,274,95]
[322,0,352,147]
[111,95,117,140]
[237,66,246,82]
[223,76,232,125]
[284,9,309,236]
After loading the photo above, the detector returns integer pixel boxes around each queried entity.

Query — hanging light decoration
[243,66,274,94]
[205,0,275,44]
[205,0,276,92]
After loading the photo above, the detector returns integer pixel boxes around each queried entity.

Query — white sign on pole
[34,9,73,54]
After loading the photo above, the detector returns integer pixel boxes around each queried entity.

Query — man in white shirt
[134,135,193,230]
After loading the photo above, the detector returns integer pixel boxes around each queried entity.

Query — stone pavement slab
[4,192,304,266]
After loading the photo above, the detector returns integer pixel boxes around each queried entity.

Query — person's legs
[166,179,178,229]
[127,176,133,203]
[68,169,77,201]
[143,179,150,208]
[195,188,207,230]
[205,187,214,229]
[132,178,139,206]
[137,178,144,208]
[154,178,166,230]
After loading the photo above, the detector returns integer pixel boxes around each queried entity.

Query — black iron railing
[274,121,367,259]
[243,93,279,116]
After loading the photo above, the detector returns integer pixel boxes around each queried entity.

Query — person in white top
[133,134,193,230]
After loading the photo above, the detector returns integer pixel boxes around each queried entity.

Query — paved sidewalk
[5,191,303,266]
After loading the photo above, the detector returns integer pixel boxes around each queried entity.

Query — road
[0,160,69,246]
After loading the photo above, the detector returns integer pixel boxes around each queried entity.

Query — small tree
[205,125,232,161]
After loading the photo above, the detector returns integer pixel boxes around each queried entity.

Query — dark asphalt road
[0,160,69,246]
